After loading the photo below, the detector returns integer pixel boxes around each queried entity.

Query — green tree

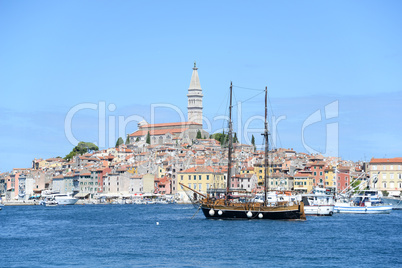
[251,135,256,149]
[146,131,151,144]
[125,135,130,145]
[136,137,140,142]
[64,141,99,161]
[116,137,124,147]
[233,132,238,143]
[196,130,202,139]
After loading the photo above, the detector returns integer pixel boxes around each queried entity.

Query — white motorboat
[335,190,392,214]
[301,188,335,216]
[43,199,58,207]
[53,193,78,205]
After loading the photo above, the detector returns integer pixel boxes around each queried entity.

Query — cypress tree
[251,135,256,149]
[146,131,151,144]
[115,137,124,147]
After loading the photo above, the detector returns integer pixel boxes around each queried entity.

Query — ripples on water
[0,205,401,267]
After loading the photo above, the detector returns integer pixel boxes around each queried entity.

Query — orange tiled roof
[370,157,402,164]
[141,122,201,128]
[129,128,189,137]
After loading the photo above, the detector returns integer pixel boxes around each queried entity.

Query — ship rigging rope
[232,85,265,92]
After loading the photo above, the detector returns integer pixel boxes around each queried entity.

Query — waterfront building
[177,166,226,198]
[51,172,79,195]
[336,166,351,193]
[231,173,258,192]
[324,166,336,192]
[293,171,314,193]
[253,165,274,186]
[142,174,155,193]
[269,173,294,191]
[154,177,172,194]
[308,159,326,187]
[129,175,144,194]
[5,173,19,200]
[369,157,402,196]
[104,172,130,196]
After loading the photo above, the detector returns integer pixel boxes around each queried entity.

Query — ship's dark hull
[201,206,303,220]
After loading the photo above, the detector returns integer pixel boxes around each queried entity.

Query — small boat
[44,199,58,207]
[301,194,335,216]
[53,193,78,205]
[300,188,335,216]
[335,190,392,214]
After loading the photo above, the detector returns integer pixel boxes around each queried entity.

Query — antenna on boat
[263,86,269,206]
[226,82,233,202]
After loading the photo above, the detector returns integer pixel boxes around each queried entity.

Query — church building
[129,63,208,145]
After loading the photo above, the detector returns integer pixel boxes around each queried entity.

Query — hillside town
[1,63,401,204]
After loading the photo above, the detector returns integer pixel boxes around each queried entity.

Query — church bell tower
[187,62,203,125]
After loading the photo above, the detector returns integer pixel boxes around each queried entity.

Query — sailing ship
[180,83,306,220]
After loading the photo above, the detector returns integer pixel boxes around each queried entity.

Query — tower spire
[187,62,203,125]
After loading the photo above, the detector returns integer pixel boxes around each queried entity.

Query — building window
[390,174,394,180]
[193,175,196,180]
[383,182,387,188]
[188,175,191,180]
[199,175,201,180]
[207,175,209,180]
[181,175,183,181]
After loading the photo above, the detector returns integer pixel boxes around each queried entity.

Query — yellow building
[178,166,225,194]
[369,157,402,195]
[324,166,336,191]
[293,172,314,193]
[253,165,274,185]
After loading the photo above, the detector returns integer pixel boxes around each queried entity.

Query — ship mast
[226,82,233,201]
[263,86,269,206]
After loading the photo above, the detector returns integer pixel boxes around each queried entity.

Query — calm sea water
[0,204,401,267]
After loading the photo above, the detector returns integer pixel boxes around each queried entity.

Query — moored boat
[43,199,58,207]
[301,193,335,216]
[53,193,78,205]
[335,190,392,214]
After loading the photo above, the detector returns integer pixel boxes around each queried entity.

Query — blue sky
[0,1,401,172]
